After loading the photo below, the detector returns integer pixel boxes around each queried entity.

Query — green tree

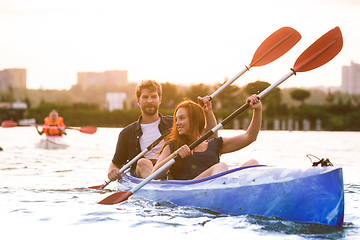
[161,82,179,109]
[244,80,269,96]
[290,89,311,105]
[213,78,244,109]
[324,88,335,104]
[184,83,209,102]
[244,80,282,109]
[24,95,31,109]
[0,86,15,102]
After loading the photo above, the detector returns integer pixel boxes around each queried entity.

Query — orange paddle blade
[79,126,97,134]
[1,120,18,128]
[88,184,105,190]
[293,27,343,73]
[250,26,301,67]
[98,191,132,205]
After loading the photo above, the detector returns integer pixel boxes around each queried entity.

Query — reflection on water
[0,127,359,239]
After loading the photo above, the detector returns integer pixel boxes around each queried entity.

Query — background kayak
[35,136,70,149]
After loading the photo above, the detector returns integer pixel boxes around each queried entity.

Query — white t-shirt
[140,118,164,159]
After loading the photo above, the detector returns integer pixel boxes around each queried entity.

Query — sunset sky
[0,0,359,90]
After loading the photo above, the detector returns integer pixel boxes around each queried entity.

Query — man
[108,80,217,181]
[36,109,67,136]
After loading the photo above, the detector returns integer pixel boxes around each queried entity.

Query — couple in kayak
[108,80,261,181]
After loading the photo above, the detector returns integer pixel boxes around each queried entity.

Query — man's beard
[142,104,158,116]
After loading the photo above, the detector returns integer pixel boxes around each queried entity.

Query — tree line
[1,81,360,131]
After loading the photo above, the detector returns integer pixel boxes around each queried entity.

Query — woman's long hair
[164,100,206,151]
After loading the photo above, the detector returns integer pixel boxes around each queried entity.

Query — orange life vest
[43,116,66,136]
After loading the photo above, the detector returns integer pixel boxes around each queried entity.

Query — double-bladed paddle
[97,26,343,205]
[1,120,97,134]
[209,26,301,100]
[89,26,301,190]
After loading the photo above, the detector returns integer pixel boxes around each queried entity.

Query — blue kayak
[117,165,344,226]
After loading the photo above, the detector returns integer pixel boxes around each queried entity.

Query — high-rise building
[0,68,27,91]
[77,70,127,90]
[342,61,360,95]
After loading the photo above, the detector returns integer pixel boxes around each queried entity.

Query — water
[0,127,359,240]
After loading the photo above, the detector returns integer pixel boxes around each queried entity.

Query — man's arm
[107,127,133,180]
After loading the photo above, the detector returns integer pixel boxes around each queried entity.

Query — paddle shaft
[1,122,62,129]
[38,125,66,130]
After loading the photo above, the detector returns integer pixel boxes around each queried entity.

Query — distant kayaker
[107,80,218,181]
[36,109,67,136]
[151,94,262,180]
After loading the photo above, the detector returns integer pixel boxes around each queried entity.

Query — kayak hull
[117,166,344,226]
[35,136,69,149]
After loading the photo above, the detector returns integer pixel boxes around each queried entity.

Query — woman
[152,94,262,180]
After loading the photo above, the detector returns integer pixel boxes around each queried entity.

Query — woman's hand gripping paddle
[97,27,342,205]
[90,27,301,190]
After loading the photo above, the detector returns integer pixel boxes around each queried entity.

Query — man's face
[137,89,161,116]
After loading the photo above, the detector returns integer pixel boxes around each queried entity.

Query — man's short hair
[135,80,162,99]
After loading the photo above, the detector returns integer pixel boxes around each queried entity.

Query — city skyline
[0,0,359,90]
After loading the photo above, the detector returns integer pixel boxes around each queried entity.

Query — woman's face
[175,107,191,136]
